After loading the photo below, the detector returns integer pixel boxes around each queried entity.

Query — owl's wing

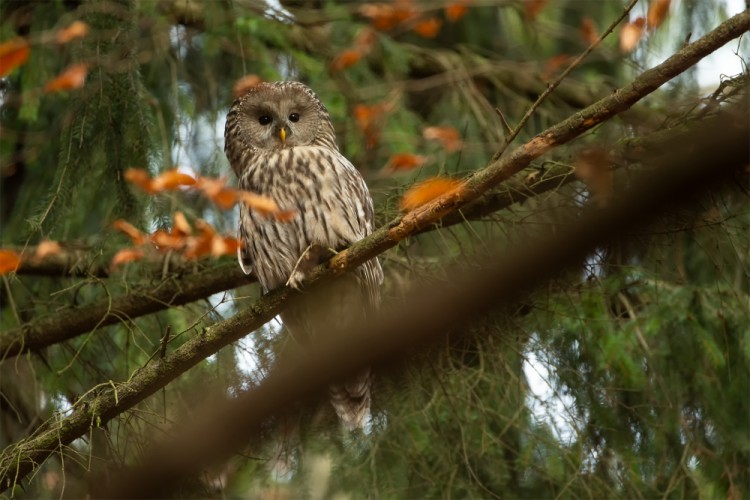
[337,154,384,310]
[237,206,253,275]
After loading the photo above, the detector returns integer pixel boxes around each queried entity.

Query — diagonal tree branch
[1,9,748,491]
[98,110,750,497]
[329,8,750,271]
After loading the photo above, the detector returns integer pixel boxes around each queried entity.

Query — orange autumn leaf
[574,147,613,207]
[124,168,155,193]
[400,177,463,212]
[195,176,239,209]
[358,4,398,30]
[150,169,197,191]
[359,1,418,31]
[413,17,442,38]
[331,49,362,72]
[423,126,462,152]
[385,153,427,172]
[232,74,263,99]
[647,0,671,30]
[238,191,296,221]
[542,53,572,80]
[0,38,30,77]
[150,230,186,251]
[211,235,240,257]
[354,102,390,148]
[183,219,216,259]
[354,104,381,131]
[112,219,147,245]
[580,17,598,45]
[111,248,144,268]
[211,188,240,210]
[35,240,62,259]
[0,249,21,275]
[620,17,645,53]
[524,0,549,21]
[172,211,192,236]
[445,1,472,22]
[354,28,378,50]
[56,21,90,44]
[44,63,88,93]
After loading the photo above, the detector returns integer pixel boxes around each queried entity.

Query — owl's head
[225,81,337,175]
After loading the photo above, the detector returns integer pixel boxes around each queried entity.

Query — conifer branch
[6,245,109,277]
[0,263,253,359]
[2,9,749,491]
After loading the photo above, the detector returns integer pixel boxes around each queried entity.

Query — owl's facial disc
[252,108,309,149]
[236,84,321,152]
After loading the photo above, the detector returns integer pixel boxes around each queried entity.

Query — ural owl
[224,81,383,430]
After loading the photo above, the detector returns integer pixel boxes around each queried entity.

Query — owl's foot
[286,244,333,290]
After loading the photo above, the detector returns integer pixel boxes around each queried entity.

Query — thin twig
[492,0,639,162]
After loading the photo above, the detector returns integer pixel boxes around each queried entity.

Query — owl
[224,81,383,430]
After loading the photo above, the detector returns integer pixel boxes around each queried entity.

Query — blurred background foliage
[0,0,748,497]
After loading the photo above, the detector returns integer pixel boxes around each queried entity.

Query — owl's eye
[258,115,272,125]
[288,113,300,123]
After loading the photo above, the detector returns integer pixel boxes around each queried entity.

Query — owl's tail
[329,367,371,431]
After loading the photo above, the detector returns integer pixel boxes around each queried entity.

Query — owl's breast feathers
[238,145,383,294]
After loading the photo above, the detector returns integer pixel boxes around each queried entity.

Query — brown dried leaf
[647,0,671,30]
[232,75,263,99]
[580,17,599,45]
[542,54,572,81]
[620,18,645,53]
[575,147,613,207]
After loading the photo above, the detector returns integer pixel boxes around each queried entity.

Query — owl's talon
[286,270,306,290]
[286,244,314,290]
[286,243,334,290]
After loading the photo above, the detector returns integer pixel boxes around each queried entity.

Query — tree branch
[0,263,254,359]
[2,9,748,491]
[329,8,750,271]
[98,110,749,497]
[7,244,110,277]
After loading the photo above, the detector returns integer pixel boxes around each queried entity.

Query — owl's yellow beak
[279,128,286,143]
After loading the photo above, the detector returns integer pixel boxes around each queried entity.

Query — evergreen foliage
[0,0,748,497]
